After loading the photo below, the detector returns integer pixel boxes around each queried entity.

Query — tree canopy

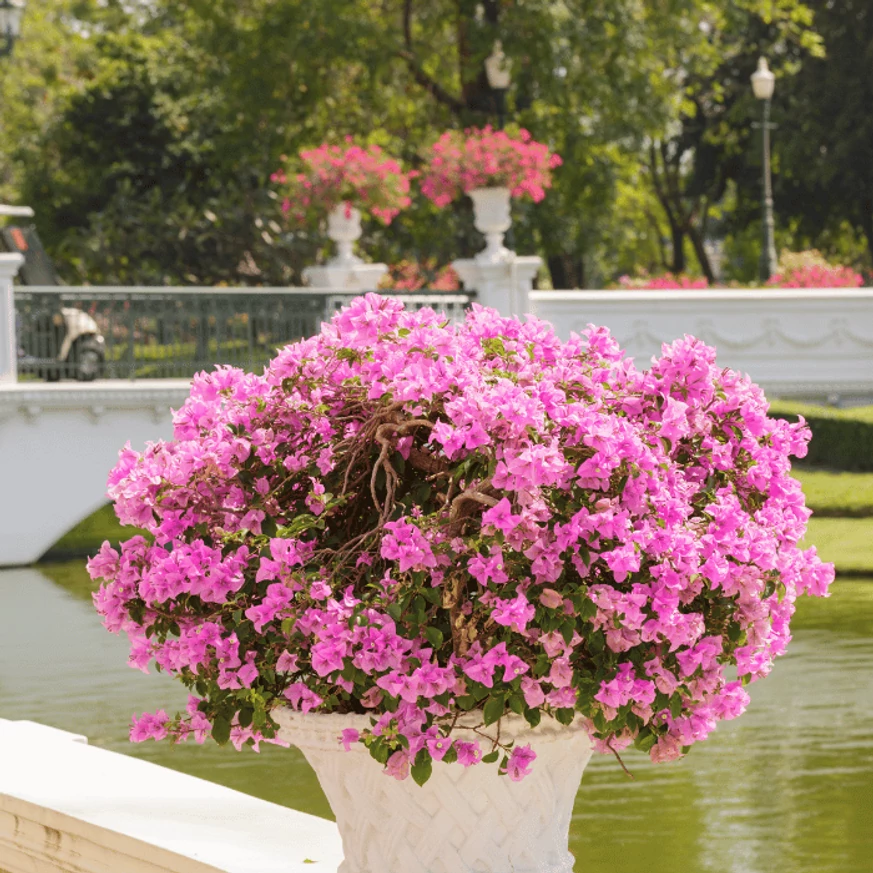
[0,0,867,286]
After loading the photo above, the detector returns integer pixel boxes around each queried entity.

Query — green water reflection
[2,564,871,873]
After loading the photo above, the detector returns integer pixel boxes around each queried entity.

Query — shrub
[379,260,461,292]
[89,296,832,782]
[767,250,864,288]
[616,273,709,290]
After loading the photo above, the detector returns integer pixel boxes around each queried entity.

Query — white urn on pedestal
[468,187,513,265]
[274,709,593,873]
[303,202,388,291]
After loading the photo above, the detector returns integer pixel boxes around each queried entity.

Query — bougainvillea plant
[420,126,562,208]
[90,294,833,786]
[271,140,412,225]
[766,250,863,288]
[617,273,710,290]
[379,259,461,292]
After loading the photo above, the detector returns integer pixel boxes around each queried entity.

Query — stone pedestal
[303,204,389,291]
[303,263,389,291]
[0,253,24,384]
[452,255,541,319]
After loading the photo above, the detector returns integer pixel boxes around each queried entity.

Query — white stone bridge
[2,253,873,568]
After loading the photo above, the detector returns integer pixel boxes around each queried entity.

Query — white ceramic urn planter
[468,187,513,265]
[327,202,365,267]
[274,709,594,873]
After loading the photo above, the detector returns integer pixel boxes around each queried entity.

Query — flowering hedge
[420,126,561,208]
[90,295,832,785]
[766,264,864,288]
[272,141,411,225]
[379,260,461,292]
[617,273,709,290]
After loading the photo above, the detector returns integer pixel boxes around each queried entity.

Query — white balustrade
[0,717,343,873]
[529,288,873,402]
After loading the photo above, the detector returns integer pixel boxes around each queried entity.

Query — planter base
[275,710,593,873]
[303,263,389,291]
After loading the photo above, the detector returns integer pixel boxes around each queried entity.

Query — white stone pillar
[452,254,541,319]
[0,253,24,384]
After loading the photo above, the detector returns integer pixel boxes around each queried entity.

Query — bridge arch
[0,381,190,567]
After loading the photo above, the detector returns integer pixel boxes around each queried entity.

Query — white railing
[530,287,873,402]
[0,717,342,873]
[12,287,474,382]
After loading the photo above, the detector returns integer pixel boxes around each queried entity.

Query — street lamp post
[485,41,511,130]
[0,0,25,57]
[751,56,778,282]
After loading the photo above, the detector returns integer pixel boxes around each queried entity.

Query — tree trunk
[687,224,715,284]
[669,222,686,274]
[861,194,873,283]
[547,254,585,289]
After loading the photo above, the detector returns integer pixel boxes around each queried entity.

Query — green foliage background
[0,0,870,287]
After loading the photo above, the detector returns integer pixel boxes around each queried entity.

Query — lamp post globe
[0,0,25,57]
[751,57,778,282]
[485,40,511,130]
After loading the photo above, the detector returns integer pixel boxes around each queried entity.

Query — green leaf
[555,707,575,726]
[634,730,658,753]
[411,755,433,787]
[523,707,542,728]
[482,750,500,764]
[238,707,253,728]
[456,695,477,711]
[508,693,525,715]
[212,716,231,746]
[482,695,505,726]
[423,627,444,649]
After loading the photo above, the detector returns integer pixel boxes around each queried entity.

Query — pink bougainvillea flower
[91,293,833,784]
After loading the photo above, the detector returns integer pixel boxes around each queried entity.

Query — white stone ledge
[0,718,342,873]
[0,379,192,412]
[532,287,873,302]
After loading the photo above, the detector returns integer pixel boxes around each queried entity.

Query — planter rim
[273,707,591,752]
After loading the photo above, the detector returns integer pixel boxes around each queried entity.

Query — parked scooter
[0,205,105,381]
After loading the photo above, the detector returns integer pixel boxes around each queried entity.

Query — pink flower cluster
[90,294,833,784]
[272,139,412,225]
[618,273,709,290]
[766,264,863,288]
[420,127,561,208]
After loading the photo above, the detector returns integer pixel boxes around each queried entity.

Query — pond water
[1,562,871,873]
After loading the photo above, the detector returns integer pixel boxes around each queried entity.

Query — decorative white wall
[529,288,873,402]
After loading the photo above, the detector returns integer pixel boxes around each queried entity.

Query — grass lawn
[803,517,873,575]
[768,400,873,425]
[793,469,873,517]
[45,503,134,561]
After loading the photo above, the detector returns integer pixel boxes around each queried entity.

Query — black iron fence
[13,288,474,381]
